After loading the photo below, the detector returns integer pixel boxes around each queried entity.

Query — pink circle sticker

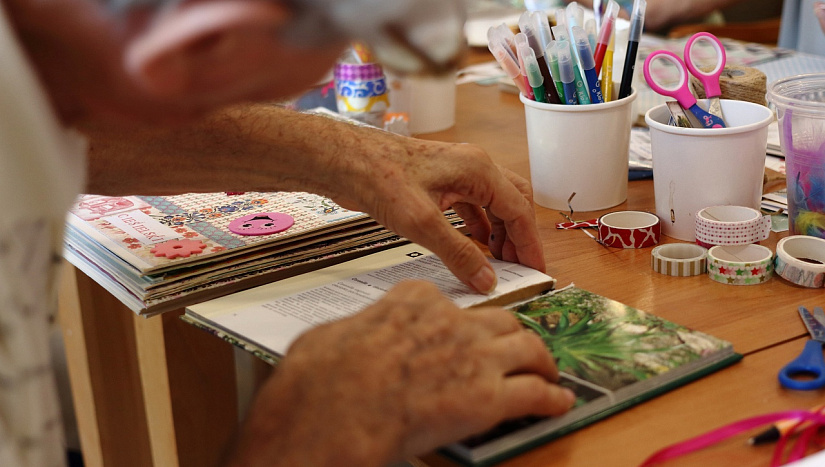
[228,212,294,236]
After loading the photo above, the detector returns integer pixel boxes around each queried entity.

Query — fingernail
[471,265,497,294]
[563,388,577,407]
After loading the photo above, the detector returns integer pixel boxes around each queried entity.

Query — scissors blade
[706,97,726,124]
[799,306,825,343]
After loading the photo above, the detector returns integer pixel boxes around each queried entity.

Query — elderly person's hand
[227,281,575,467]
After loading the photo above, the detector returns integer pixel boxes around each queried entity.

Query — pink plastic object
[684,32,726,99]
[643,50,696,109]
[227,212,295,236]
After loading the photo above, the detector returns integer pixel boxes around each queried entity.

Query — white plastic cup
[645,99,773,241]
[521,89,637,211]
[386,71,456,134]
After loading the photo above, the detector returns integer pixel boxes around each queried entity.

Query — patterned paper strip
[694,205,771,248]
[774,235,825,288]
[706,244,774,285]
[598,211,661,249]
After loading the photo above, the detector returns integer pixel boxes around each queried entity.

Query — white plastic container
[645,99,773,241]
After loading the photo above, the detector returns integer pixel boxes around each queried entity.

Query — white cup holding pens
[521,88,637,211]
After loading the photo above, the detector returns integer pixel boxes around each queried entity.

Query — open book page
[185,244,555,358]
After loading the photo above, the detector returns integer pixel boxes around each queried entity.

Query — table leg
[58,265,239,467]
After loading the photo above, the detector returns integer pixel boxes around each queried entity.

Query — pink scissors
[643,32,727,128]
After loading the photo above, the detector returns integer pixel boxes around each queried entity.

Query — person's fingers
[501,375,577,419]
[816,2,825,34]
[463,307,524,335]
[451,202,492,250]
[394,200,499,293]
[486,330,558,381]
[483,167,545,272]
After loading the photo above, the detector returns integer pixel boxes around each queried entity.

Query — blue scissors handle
[778,339,825,390]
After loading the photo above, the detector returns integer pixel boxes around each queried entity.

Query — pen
[520,12,562,104]
[585,18,596,52]
[487,28,530,97]
[572,26,604,103]
[593,0,619,76]
[544,40,566,101]
[618,0,646,99]
[513,33,535,100]
[554,12,590,104]
[748,404,825,445]
[519,44,548,103]
[556,39,578,105]
[602,27,615,101]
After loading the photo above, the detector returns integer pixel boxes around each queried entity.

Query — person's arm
[816,2,825,34]
[224,281,576,467]
[565,0,743,30]
[79,103,545,293]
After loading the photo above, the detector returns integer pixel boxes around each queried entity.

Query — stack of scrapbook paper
[63,191,463,316]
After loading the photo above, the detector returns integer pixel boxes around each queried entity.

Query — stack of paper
[63,191,463,316]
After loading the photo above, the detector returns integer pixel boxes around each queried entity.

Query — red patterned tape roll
[598,211,661,249]
[694,205,771,248]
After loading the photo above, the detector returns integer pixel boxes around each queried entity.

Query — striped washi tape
[651,243,708,277]
[694,205,771,248]
[774,235,825,288]
[707,244,774,285]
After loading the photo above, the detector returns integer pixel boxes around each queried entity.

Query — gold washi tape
[651,243,708,277]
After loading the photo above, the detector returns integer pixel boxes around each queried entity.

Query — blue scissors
[778,306,825,390]
[642,32,727,129]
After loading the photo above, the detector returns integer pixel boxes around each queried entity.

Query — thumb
[422,223,498,294]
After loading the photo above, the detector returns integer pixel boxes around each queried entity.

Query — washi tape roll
[651,243,708,277]
[774,235,825,288]
[598,211,661,249]
[707,244,773,285]
[694,205,771,248]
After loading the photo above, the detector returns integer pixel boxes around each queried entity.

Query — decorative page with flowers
[66,191,368,274]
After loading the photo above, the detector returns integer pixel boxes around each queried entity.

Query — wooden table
[59,69,825,467]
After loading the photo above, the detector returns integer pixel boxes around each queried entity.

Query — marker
[572,26,604,103]
[487,28,530,97]
[553,14,590,104]
[557,40,578,104]
[602,27,615,102]
[593,0,619,76]
[585,18,597,52]
[748,404,825,445]
[544,40,566,102]
[513,33,535,100]
[520,12,562,104]
[519,44,548,103]
[618,0,646,99]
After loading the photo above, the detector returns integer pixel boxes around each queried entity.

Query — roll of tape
[774,235,825,288]
[694,205,771,248]
[598,211,661,249]
[690,65,767,106]
[651,243,708,277]
[707,244,774,285]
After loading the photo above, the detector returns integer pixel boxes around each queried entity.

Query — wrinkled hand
[330,132,545,294]
[228,282,575,467]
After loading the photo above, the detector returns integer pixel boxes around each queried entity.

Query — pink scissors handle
[643,50,696,109]
[684,32,726,98]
